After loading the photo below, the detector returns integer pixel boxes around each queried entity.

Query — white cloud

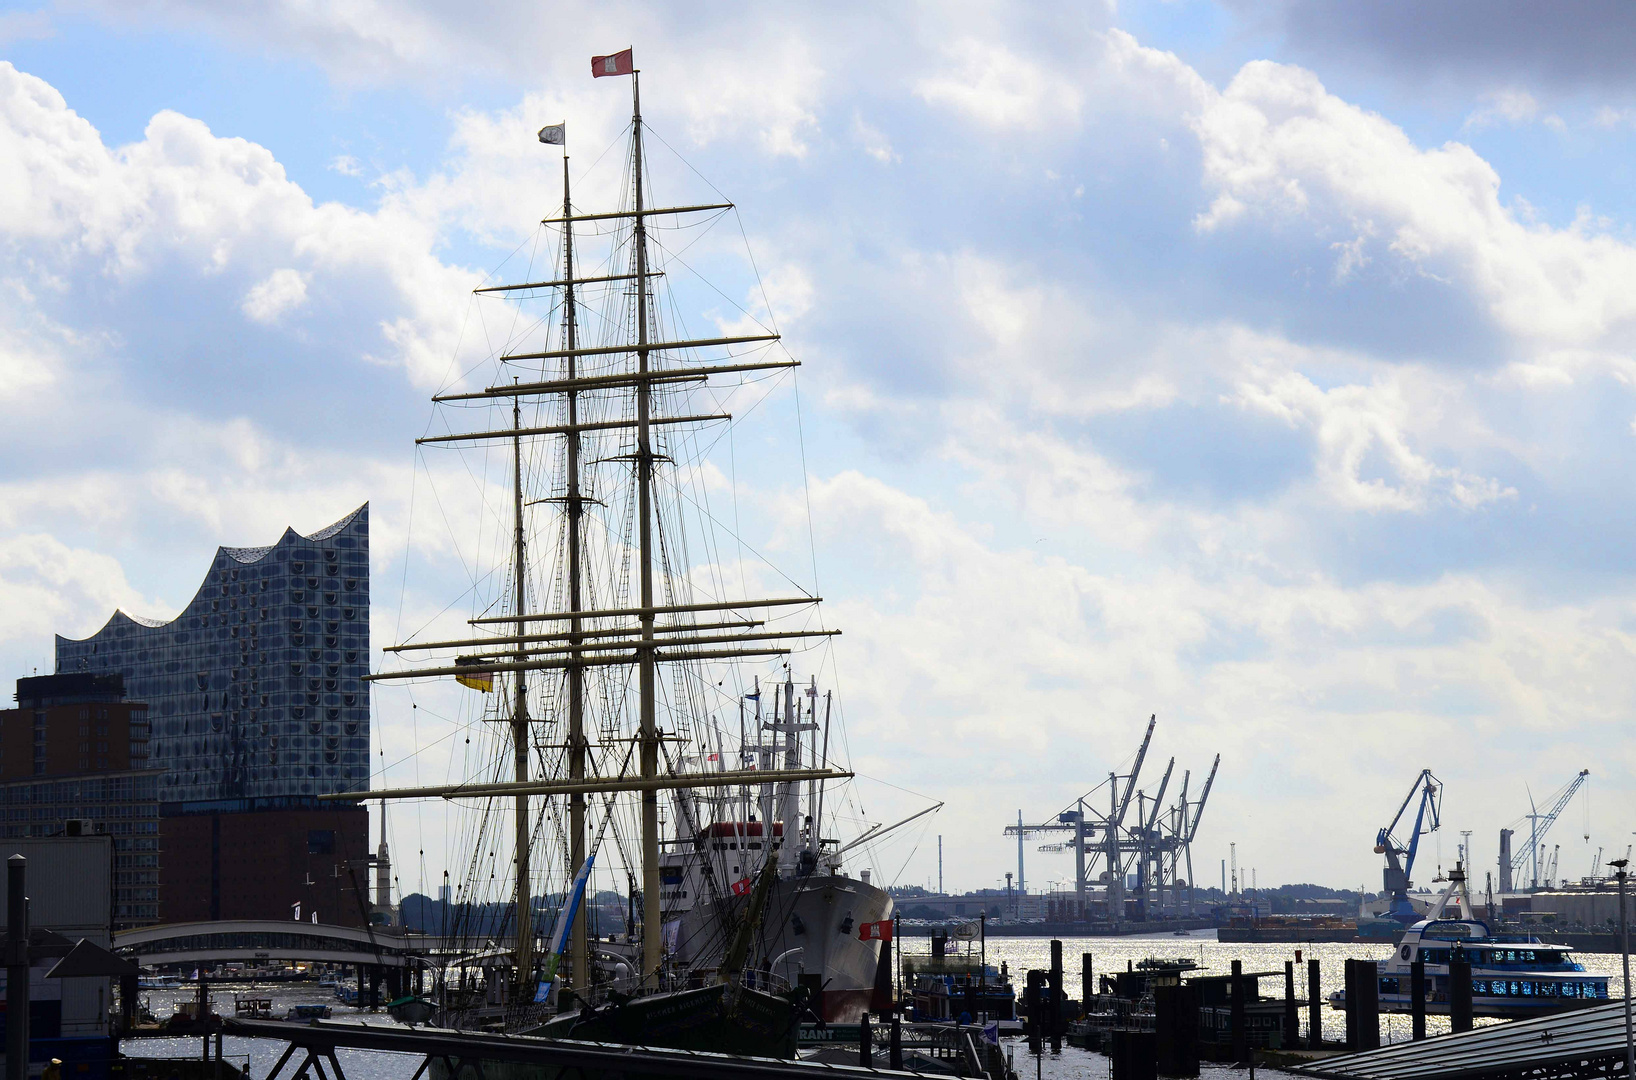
[1463,89,1540,130]
[853,115,898,164]
[794,465,1636,885]
[915,38,1085,131]
[0,62,483,388]
[0,533,158,648]
[1193,60,1636,364]
[1228,366,1516,512]
[241,267,309,323]
[0,10,52,46]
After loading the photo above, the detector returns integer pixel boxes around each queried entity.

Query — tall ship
[1333,863,1609,1018]
[333,51,902,1047]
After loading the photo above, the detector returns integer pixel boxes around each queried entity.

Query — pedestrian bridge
[113,921,521,969]
[114,920,418,968]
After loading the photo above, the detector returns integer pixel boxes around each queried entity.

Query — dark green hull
[530,982,801,1058]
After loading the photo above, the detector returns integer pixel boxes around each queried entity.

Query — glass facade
[53,506,370,807]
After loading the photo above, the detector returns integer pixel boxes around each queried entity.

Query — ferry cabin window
[1486,948,1540,964]
[1471,980,1601,998]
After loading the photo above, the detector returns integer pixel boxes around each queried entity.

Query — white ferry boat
[1333,863,1608,1018]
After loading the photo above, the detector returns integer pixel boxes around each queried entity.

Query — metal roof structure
[226,1017,947,1080]
[1298,1001,1635,1080]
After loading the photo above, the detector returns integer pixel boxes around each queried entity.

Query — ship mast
[510,390,534,991]
[560,151,590,994]
[358,58,855,1004]
[630,69,662,987]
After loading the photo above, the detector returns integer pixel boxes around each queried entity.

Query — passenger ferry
[1332,863,1608,1018]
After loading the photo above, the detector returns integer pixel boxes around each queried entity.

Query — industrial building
[36,507,373,925]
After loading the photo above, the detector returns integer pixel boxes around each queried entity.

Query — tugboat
[1331,862,1609,1018]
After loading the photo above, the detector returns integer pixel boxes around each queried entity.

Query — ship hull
[530,982,801,1058]
[672,873,893,1024]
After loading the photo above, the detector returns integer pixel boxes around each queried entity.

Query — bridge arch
[115,920,413,968]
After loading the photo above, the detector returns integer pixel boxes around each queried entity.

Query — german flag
[454,656,494,693]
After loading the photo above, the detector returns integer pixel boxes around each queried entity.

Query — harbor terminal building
[2,506,373,927]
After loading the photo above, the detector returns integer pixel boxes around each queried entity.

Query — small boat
[1136,957,1198,972]
[386,996,436,1025]
[1330,862,1609,1018]
[283,1004,332,1022]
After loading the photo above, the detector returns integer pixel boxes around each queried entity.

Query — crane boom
[1508,769,1589,887]
[1147,757,1176,832]
[1186,755,1220,842]
[1114,715,1156,828]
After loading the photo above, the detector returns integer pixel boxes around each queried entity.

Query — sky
[3,0,1636,902]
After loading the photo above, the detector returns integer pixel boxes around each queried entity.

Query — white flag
[538,124,566,146]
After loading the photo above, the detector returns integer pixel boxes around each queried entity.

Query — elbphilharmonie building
[57,506,372,801]
[49,506,372,922]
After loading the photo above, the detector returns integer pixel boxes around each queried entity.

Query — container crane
[1005,719,1219,925]
[1500,769,1589,892]
[1375,769,1441,925]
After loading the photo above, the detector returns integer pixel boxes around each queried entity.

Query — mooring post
[1283,961,1297,1050]
[1307,958,1321,1048]
[1230,959,1247,1064]
[859,1013,871,1068]
[1410,960,1426,1041]
[1049,939,1063,1053]
[1025,970,1043,1056]
[1450,954,1473,1033]
[889,1009,903,1071]
[1359,959,1380,1050]
[1342,959,1357,1050]
[6,856,26,1080]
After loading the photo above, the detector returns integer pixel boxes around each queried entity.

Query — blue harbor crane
[1375,768,1442,925]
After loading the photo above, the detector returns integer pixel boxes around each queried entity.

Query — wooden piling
[1450,956,1473,1033]
[1230,959,1247,1064]
[1410,960,1426,1041]
[1284,960,1298,1050]
[1049,940,1064,1053]
[1307,958,1321,1049]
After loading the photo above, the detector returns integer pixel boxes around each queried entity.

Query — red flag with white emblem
[731,877,753,896]
[592,49,634,78]
[858,919,893,942]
